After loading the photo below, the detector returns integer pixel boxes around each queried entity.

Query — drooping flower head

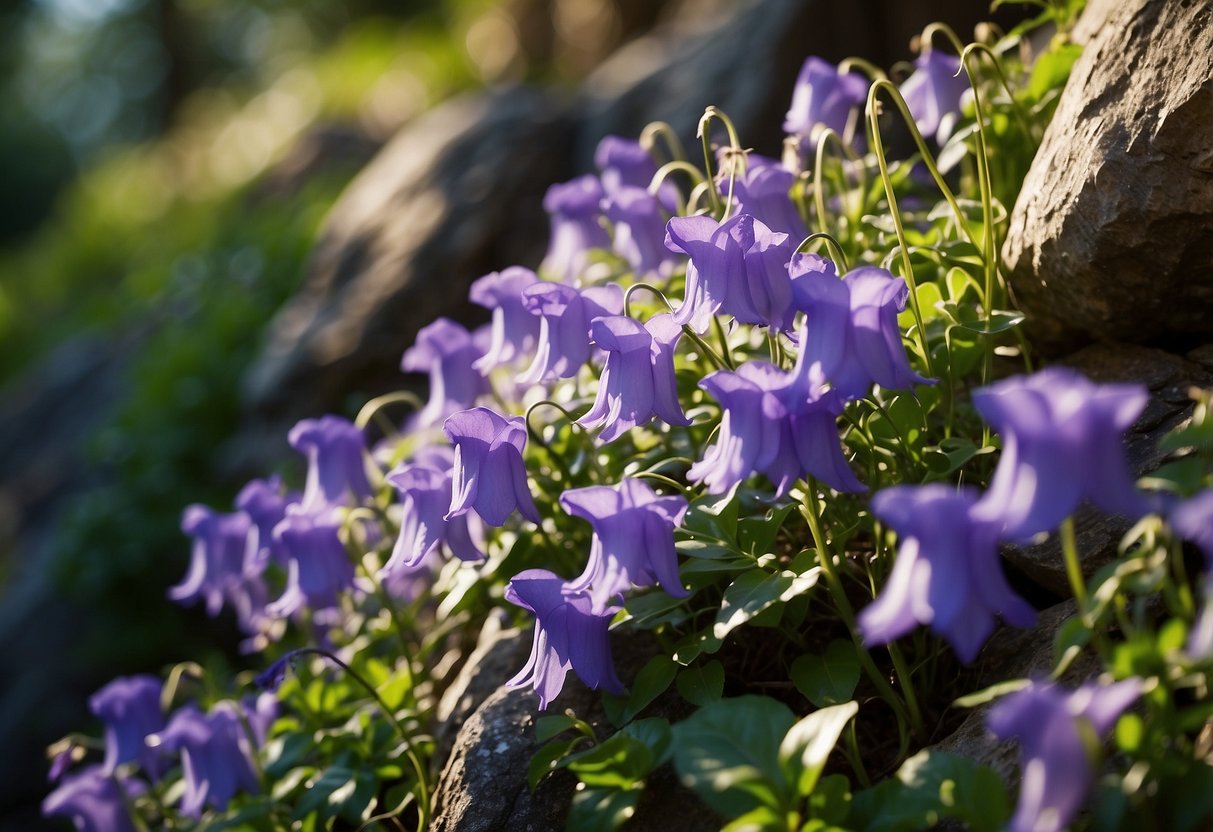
[899,49,969,145]
[42,765,144,832]
[519,282,623,385]
[594,134,679,212]
[721,154,809,243]
[469,267,542,375]
[784,56,869,146]
[159,702,261,819]
[1170,489,1213,569]
[858,485,1036,662]
[505,569,624,710]
[89,675,166,778]
[790,260,933,400]
[169,506,259,621]
[266,508,356,618]
[602,186,678,278]
[380,453,485,578]
[988,678,1142,832]
[444,407,541,527]
[541,174,612,284]
[665,213,744,333]
[578,313,690,443]
[726,213,797,331]
[971,368,1149,540]
[401,318,491,427]
[235,475,295,572]
[562,478,689,612]
[288,415,373,512]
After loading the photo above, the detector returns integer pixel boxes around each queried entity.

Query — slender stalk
[356,391,423,432]
[795,231,850,273]
[1060,517,1088,615]
[639,120,688,162]
[623,282,676,319]
[710,315,736,370]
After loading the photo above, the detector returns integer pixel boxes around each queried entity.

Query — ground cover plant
[43,2,1213,830]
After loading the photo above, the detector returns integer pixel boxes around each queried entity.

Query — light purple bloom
[594,134,679,212]
[578,313,690,443]
[444,407,541,527]
[727,213,797,331]
[401,318,491,427]
[602,186,678,278]
[858,485,1036,662]
[665,213,744,333]
[267,508,356,618]
[469,267,542,375]
[89,675,165,778]
[236,475,295,571]
[783,56,868,144]
[505,569,624,710]
[159,702,260,819]
[541,175,612,284]
[288,415,372,512]
[971,368,1149,540]
[43,765,144,832]
[169,506,260,621]
[380,457,485,577]
[790,260,933,400]
[899,49,969,144]
[519,282,623,385]
[723,154,809,242]
[562,478,689,612]
[689,360,864,497]
[988,678,1142,832]
[1170,489,1213,568]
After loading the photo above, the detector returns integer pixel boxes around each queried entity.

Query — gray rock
[1001,0,1213,353]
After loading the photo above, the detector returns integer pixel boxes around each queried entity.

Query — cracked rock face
[1001,0,1213,354]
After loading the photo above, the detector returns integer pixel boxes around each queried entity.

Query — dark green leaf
[529,737,586,790]
[566,733,653,788]
[567,785,642,832]
[605,655,677,726]
[809,774,853,825]
[778,701,859,795]
[851,750,1010,832]
[712,567,822,645]
[621,718,674,767]
[677,660,725,706]
[790,641,861,708]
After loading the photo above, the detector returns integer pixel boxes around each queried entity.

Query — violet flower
[783,56,869,146]
[899,49,969,145]
[602,186,678,278]
[444,407,541,527]
[159,702,260,819]
[578,313,690,443]
[236,475,295,572]
[1170,489,1213,568]
[664,213,744,333]
[562,478,689,612]
[266,508,356,618]
[42,765,144,832]
[724,154,809,242]
[169,505,262,623]
[727,213,797,331]
[469,267,541,375]
[541,174,612,284]
[89,675,165,778]
[595,134,679,212]
[401,318,491,428]
[689,360,864,497]
[858,485,1036,662]
[505,569,624,710]
[380,457,485,577]
[971,368,1149,541]
[790,260,932,400]
[288,415,372,512]
[519,282,623,385]
[988,678,1142,832]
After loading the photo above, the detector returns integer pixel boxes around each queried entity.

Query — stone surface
[1001,0,1213,354]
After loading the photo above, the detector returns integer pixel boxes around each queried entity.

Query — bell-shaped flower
[562,478,689,612]
[236,475,295,572]
[858,484,1037,662]
[266,508,356,618]
[505,569,624,710]
[790,260,933,400]
[288,415,372,512]
[578,313,690,443]
[726,213,797,331]
[1170,489,1213,569]
[899,49,969,145]
[380,457,485,577]
[401,318,490,428]
[689,360,864,497]
[541,174,612,284]
[784,56,869,146]
[988,678,1142,832]
[169,506,258,618]
[723,154,809,243]
[602,186,677,278]
[971,368,1149,541]
[469,267,541,375]
[159,702,260,819]
[43,765,144,832]
[519,282,623,385]
[665,214,744,333]
[595,134,679,211]
[89,675,166,778]
[444,407,541,527]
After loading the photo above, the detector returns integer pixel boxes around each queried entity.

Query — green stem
[356,390,424,432]
[1060,517,1088,614]
[811,128,865,237]
[623,282,676,319]
[639,120,688,162]
[683,325,728,373]
[697,106,744,218]
[710,315,736,370]
[795,231,850,272]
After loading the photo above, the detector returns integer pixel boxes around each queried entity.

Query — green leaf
[677,660,725,706]
[534,714,580,744]
[568,785,642,832]
[566,733,653,788]
[604,655,677,726]
[778,701,859,795]
[623,589,693,628]
[1026,42,1082,101]
[952,678,1030,709]
[712,567,822,646]
[672,695,795,817]
[809,773,853,825]
[1115,712,1144,753]
[737,502,797,556]
[528,737,586,790]
[720,804,786,832]
[684,493,740,541]
[790,641,861,708]
[293,766,355,820]
[851,750,1010,832]
[621,718,673,768]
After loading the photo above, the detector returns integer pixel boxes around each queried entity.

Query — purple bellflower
[444,407,541,527]
[380,457,485,577]
[266,508,356,618]
[89,675,166,778]
[1170,489,1213,569]
[541,174,612,284]
[505,569,624,710]
[899,49,969,145]
[159,702,261,819]
[971,368,1149,541]
[169,505,268,639]
[988,678,1142,832]
[723,154,809,243]
[469,267,541,375]
[858,485,1037,662]
[236,475,295,572]
[783,56,869,147]
[602,186,678,278]
[689,360,865,497]
[578,313,690,443]
[289,415,373,513]
[519,282,623,385]
[665,213,744,333]
[401,318,491,428]
[790,260,933,400]
[562,478,689,612]
[43,765,144,832]
[594,134,679,212]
